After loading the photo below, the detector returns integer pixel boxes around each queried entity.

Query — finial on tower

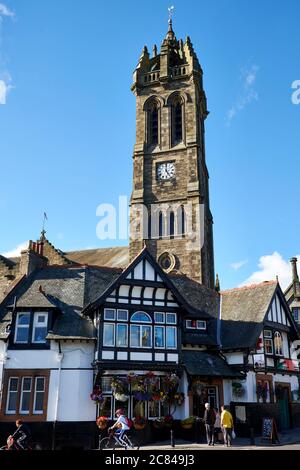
[166,5,175,39]
[40,212,48,241]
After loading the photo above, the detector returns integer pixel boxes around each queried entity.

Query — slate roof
[220,281,277,349]
[66,247,129,269]
[182,350,242,378]
[0,265,120,340]
[169,274,219,319]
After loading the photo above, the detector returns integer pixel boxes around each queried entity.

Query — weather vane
[168,5,174,21]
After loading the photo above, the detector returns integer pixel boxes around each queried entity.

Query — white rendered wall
[223,352,244,365]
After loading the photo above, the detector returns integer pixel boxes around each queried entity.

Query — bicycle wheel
[124,434,140,450]
[99,437,116,450]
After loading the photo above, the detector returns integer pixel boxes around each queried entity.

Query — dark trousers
[223,428,232,446]
[205,424,215,445]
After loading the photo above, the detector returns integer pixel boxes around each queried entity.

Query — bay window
[102,308,178,350]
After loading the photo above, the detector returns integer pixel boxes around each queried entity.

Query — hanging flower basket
[153,418,165,429]
[163,415,174,428]
[180,416,195,429]
[90,386,104,405]
[114,393,129,402]
[96,416,108,430]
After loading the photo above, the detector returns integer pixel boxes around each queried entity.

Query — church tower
[130,18,215,289]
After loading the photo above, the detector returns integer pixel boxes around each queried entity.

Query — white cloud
[226,64,259,125]
[240,252,300,291]
[230,259,248,270]
[0,76,12,104]
[0,3,14,18]
[2,241,29,258]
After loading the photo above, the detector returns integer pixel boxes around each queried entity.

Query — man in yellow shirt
[221,405,234,447]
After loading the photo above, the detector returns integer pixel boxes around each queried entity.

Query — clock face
[157,162,175,181]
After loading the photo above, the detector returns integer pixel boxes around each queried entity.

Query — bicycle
[99,430,140,450]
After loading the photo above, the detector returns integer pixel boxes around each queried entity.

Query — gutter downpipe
[52,341,64,450]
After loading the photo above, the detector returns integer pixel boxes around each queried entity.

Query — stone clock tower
[130,19,215,289]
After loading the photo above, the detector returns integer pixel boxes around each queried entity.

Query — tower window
[169,212,175,239]
[148,102,159,146]
[171,97,183,145]
[158,212,163,239]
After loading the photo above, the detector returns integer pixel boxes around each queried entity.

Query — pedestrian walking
[203,402,216,446]
[221,405,234,447]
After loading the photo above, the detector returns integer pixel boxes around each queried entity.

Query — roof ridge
[221,280,277,294]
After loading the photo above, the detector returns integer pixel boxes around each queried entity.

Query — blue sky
[0,0,299,289]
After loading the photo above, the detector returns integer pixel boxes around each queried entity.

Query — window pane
[166,327,176,348]
[166,313,176,324]
[18,313,30,325]
[131,312,152,323]
[154,312,164,324]
[104,309,115,320]
[197,321,206,330]
[117,310,128,321]
[132,398,146,418]
[33,327,47,343]
[141,326,152,347]
[114,399,128,417]
[154,326,165,348]
[103,323,115,346]
[130,325,140,347]
[37,314,47,324]
[34,392,44,413]
[149,400,160,418]
[101,377,112,393]
[264,338,273,354]
[100,396,112,417]
[116,324,128,347]
[20,377,32,413]
[16,327,29,343]
[6,378,18,413]
[35,377,45,392]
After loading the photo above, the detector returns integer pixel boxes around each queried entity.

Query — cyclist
[108,408,130,448]
[11,420,31,450]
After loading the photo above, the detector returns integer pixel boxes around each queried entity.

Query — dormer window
[186,319,207,330]
[14,311,49,346]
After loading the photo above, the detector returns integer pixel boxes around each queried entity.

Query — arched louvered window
[148,101,159,146]
[171,97,183,145]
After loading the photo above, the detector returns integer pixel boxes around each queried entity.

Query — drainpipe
[0,346,8,406]
[52,342,64,450]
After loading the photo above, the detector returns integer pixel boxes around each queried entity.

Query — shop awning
[182,351,243,378]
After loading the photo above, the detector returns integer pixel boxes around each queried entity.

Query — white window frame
[33,377,45,415]
[274,331,283,357]
[103,323,115,347]
[197,320,206,330]
[20,376,32,415]
[116,323,128,348]
[154,312,165,324]
[264,330,272,338]
[14,312,31,344]
[166,313,177,325]
[117,309,128,322]
[104,308,116,321]
[154,325,165,349]
[166,326,177,349]
[130,324,152,348]
[32,312,48,344]
[6,377,19,414]
[131,311,152,323]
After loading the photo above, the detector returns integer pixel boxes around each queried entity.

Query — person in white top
[108,408,130,447]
